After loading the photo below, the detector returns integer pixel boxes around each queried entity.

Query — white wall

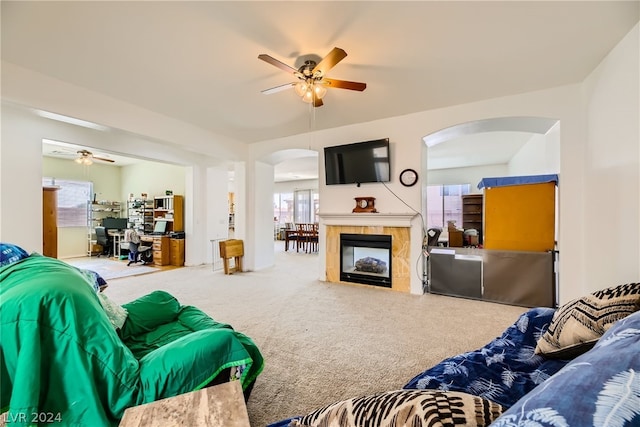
[121,163,185,200]
[252,83,586,298]
[206,166,232,264]
[508,124,561,175]
[427,164,509,193]
[2,62,246,162]
[1,105,46,253]
[238,160,275,271]
[582,22,640,289]
[274,179,319,193]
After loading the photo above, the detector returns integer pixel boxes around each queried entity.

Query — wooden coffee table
[119,381,250,427]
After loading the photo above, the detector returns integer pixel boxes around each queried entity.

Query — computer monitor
[153,220,168,234]
[103,217,128,231]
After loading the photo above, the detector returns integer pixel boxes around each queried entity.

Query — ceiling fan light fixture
[75,157,93,165]
[314,83,327,99]
[294,81,309,97]
[258,47,366,107]
[302,90,314,104]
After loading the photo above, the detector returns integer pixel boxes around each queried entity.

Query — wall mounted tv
[324,138,390,186]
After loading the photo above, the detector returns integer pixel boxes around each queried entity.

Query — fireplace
[340,233,392,288]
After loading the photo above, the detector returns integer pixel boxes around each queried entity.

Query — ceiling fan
[74,149,115,165]
[258,47,366,107]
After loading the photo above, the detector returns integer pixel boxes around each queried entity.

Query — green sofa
[0,253,264,426]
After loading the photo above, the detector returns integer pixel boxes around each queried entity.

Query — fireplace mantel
[318,212,418,227]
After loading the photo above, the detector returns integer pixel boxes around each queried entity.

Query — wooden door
[42,186,59,258]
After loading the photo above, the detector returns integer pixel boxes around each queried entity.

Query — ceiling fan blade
[312,47,347,78]
[313,97,323,108]
[261,82,296,95]
[258,54,298,75]
[93,156,115,163]
[323,78,367,91]
[50,150,77,157]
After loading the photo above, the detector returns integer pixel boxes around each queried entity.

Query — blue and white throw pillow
[492,310,640,426]
[0,243,30,267]
[404,307,570,409]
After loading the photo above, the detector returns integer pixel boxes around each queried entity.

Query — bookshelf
[153,195,184,233]
[127,198,154,234]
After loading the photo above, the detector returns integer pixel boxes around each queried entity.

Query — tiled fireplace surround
[319,213,422,294]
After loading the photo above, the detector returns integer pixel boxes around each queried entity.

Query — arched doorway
[422,116,561,307]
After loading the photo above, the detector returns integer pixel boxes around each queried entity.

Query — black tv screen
[324,138,390,185]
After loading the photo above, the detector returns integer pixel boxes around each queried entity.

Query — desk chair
[426,228,442,248]
[95,227,112,257]
[122,229,153,266]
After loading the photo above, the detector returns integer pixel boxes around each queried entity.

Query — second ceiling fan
[75,149,115,165]
[258,47,366,107]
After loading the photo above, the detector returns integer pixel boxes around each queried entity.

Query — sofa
[0,245,264,426]
[270,282,640,426]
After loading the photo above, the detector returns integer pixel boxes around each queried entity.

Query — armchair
[0,253,264,426]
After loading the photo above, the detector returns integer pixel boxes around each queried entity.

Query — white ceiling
[5,1,639,178]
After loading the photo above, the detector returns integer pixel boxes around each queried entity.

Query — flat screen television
[324,138,390,186]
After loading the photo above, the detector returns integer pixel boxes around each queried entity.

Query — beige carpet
[103,241,527,426]
[66,257,159,280]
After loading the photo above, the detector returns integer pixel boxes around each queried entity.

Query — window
[294,189,319,224]
[426,184,470,229]
[274,189,319,227]
[274,192,294,226]
[42,178,93,227]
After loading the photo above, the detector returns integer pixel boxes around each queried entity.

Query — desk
[140,235,170,266]
[108,230,124,259]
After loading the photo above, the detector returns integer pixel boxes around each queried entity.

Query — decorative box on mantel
[318,212,423,294]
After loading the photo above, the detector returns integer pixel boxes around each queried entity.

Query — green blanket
[0,255,263,426]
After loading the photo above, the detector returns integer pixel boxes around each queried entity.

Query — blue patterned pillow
[0,243,30,267]
[492,310,640,426]
[403,307,570,408]
[77,268,108,292]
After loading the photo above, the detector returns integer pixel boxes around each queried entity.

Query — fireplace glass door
[340,233,392,288]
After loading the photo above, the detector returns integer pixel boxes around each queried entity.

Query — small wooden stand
[219,239,244,274]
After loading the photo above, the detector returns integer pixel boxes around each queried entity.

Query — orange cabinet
[483,182,556,252]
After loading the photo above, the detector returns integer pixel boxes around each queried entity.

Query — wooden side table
[219,239,244,274]
[119,381,250,427]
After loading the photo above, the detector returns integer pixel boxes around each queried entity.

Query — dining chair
[296,223,318,253]
[307,223,319,253]
[284,223,298,251]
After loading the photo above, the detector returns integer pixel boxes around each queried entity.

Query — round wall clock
[399,168,418,187]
